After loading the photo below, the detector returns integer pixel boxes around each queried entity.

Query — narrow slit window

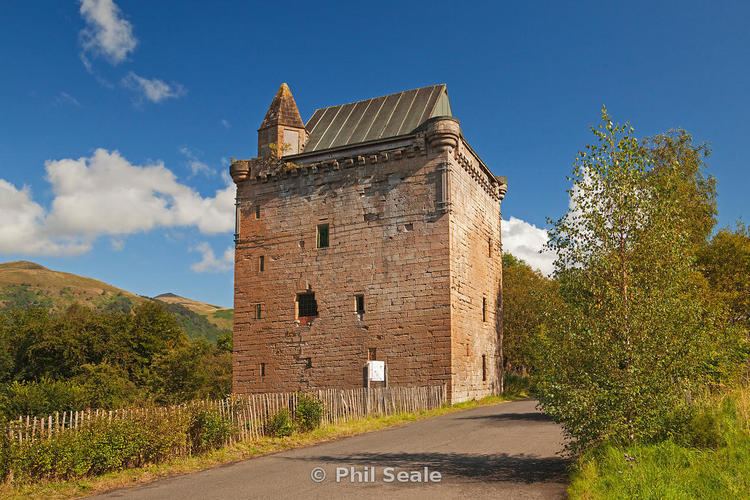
[255,204,261,219]
[368,348,377,361]
[259,255,265,272]
[260,362,266,378]
[316,223,329,248]
[482,297,487,322]
[255,303,262,319]
[305,357,312,369]
[296,292,318,323]
[482,355,487,381]
[355,294,365,317]
[488,236,492,257]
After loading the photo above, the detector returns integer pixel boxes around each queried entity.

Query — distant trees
[698,224,750,330]
[501,254,560,375]
[0,301,231,418]
[531,108,747,452]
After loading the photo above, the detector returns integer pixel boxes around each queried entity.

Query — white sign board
[368,360,385,382]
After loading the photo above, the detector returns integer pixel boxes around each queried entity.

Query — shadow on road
[288,452,569,483]
[457,412,553,423]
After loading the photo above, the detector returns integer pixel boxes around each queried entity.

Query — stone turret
[257,83,307,158]
[425,116,460,154]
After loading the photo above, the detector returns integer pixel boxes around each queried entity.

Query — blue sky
[1,0,748,307]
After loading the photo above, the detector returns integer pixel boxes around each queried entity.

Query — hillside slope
[0,261,143,310]
[0,261,233,342]
[154,293,234,331]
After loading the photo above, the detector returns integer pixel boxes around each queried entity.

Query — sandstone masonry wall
[232,151,453,394]
[448,140,503,402]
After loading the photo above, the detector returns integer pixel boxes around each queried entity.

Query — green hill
[0,261,233,343]
[153,293,234,331]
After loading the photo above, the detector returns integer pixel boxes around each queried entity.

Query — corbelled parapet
[425,116,460,153]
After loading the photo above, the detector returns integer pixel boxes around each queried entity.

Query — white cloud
[221,119,231,129]
[179,146,215,177]
[0,180,90,256]
[122,72,186,103]
[502,216,556,276]
[79,0,137,65]
[0,149,235,257]
[55,92,81,107]
[45,149,234,236]
[191,243,233,273]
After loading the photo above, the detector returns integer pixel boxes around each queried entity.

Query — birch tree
[534,108,725,452]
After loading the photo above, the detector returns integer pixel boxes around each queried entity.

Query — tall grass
[569,387,750,498]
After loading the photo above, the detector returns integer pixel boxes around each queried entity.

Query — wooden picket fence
[5,385,448,446]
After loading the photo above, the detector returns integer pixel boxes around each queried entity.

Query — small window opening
[368,348,377,361]
[482,355,487,381]
[488,236,492,257]
[296,292,318,324]
[255,204,261,219]
[260,363,266,378]
[355,294,365,318]
[317,223,329,248]
[305,357,312,369]
[482,297,487,322]
[259,255,265,272]
[255,303,262,319]
[466,344,470,356]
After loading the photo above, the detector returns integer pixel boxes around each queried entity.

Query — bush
[267,409,294,437]
[295,394,323,432]
[188,409,232,454]
[0,416,9,481]
[0,379,87,419]
[4,411,189,483]
[503,373,531,398]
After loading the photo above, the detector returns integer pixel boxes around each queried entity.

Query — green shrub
[295,394,323,432]
[0,416,9,482]
[0,379,88,420]
[267,409,294,437]
[5,411,189,483]
[503,373,530,398]
[188,409,232,454]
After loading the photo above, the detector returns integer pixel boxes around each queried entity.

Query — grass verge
[1,395,508,499]
[568,387,750,499]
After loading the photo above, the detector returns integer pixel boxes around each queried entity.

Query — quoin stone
[229,83,507,403]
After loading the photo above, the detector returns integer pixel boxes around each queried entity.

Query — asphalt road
[95,399,568,499]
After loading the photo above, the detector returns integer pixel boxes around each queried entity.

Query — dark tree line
[0,301,231,419]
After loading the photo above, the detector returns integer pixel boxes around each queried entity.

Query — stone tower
[230,84,507,403]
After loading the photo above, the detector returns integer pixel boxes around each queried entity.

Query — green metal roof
[303,84,451,153]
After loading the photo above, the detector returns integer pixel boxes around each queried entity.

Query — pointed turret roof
[259,83,305,130]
